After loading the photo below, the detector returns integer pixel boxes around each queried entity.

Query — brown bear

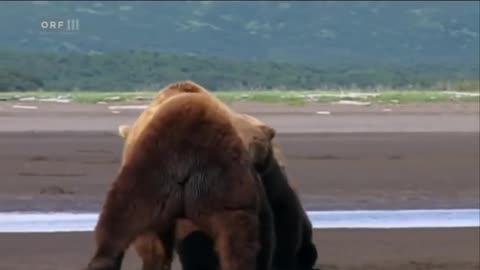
[171,146,318,270]
[118,81,275,170]
[185,141,318,270]
[84,92,276,270]
[118,81,317,270]
[118,116,281,270]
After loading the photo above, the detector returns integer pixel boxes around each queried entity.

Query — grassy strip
[0,90,478,105]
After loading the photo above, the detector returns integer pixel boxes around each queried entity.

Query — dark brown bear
[118,81,317,270]
[84,92,275,270]
[173,147,318,270]
[259,147,318,270]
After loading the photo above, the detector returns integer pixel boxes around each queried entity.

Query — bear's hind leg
[134,230,175,270]
[175,219,219,270]
[84,252,125,270]
[85,188,170,270]
[176,230,218,270]
[209,211,261,270]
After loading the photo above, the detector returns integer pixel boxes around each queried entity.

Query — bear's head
[231,113,277,171]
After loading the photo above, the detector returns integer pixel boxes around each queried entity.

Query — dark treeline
[0,50,478,91]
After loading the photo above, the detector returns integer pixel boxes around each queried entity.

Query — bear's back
[122,92,247,167]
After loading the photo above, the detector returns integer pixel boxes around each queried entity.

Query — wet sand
[0,101,478,269]
[0,101,478,133]
[0,131,478,211]
[0,228,478,270]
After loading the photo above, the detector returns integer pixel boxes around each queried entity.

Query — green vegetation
[1,3,478,103]
[0,3,478,101]
[1,90,478,105]
[0,51,478,92]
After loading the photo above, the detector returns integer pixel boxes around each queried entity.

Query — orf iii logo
[40,19,80,32]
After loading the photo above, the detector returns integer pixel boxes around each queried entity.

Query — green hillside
[0,50,478,91]
[1,1,478,66]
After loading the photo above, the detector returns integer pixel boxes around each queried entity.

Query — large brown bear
[84,91,276,270]
[170,146,318,270]
[118,81,317,270]
[169,150,318,270]
[118,116,282,270]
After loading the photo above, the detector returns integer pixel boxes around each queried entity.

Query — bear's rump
[182,164,260,219]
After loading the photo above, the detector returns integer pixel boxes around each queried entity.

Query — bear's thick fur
[259,148,318,270]
[169,152,318,270]
[172,149,318,270]
[84,92,275,270]
[118,81,317,270]
[118,81,275,171]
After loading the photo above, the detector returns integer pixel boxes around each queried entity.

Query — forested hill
[1,1,479,66]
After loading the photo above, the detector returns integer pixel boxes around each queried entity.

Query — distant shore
[1,89,479,105]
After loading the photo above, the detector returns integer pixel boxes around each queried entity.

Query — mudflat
[0,130,477,211]
[0,101,478,270]
[0,229,478,270]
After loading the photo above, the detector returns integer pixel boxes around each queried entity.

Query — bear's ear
[259,125,276,140]
[118,125,130,139]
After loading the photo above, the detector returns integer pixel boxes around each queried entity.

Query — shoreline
[0,209,479,233]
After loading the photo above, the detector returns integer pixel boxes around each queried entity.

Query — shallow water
[0,209,478,233]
